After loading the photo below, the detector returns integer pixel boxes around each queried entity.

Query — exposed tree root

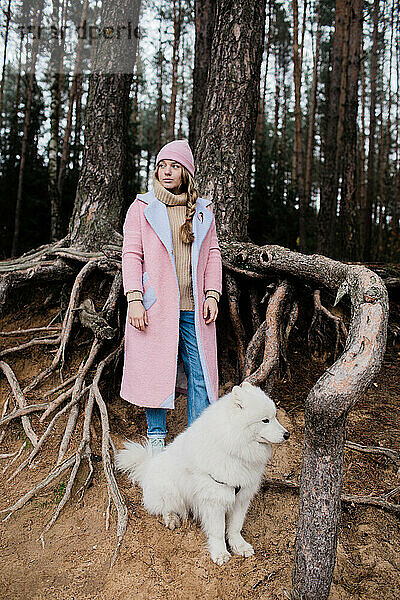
[308,289,348,361]
[92,340,129,567]
[2,440,27,474]
[221,241,388,600]
[243,280,292,389]
[224,271,247,375]
[261,478,400,515]
[1,454,76,521]
[0,360,39,446]
[345,440,400,474]
[0,335,60,358]
[0,244,128,565]
[0,324,61,337]
[0,403,47,426]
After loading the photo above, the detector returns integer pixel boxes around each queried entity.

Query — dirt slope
[0,293,399,600]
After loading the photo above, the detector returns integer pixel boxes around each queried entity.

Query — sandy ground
[0,288,399,600]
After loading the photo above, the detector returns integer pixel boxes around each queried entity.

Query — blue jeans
[145,310,210,437]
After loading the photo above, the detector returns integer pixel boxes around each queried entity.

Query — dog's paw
[210,549,231,566]
[163,512,181,530]
[229,535,254,557]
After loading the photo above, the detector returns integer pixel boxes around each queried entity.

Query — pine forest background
[0,0,399,264]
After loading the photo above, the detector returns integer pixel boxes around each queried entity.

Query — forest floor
[0,284,399,600]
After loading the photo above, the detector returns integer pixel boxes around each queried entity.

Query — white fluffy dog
[115,381,289,565]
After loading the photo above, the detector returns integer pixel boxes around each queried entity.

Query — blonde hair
[155,163,198,244]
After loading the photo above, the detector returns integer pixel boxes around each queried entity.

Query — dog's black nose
[283,431,290,440]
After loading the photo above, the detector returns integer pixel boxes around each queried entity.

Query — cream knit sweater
[126,175,221,310]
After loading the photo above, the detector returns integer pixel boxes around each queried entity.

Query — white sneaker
[148,436,165,455]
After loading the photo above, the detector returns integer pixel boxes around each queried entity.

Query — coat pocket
[142,271,157,310]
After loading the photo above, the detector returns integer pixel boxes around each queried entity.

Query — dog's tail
[115,439,153,485]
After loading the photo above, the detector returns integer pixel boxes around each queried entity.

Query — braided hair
[154,163,198,244]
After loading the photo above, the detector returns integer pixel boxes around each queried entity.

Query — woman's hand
[128,301,148,331]
[203,297,218,324]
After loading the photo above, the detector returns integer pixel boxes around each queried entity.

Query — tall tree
[292,0,306,250]
[318,0,349,256]
[304,0,321,221]
[69,0,140,250]
[48,0,63,242]
[156,19,165,150]
[195,0,267,240]
[12,0,45,257]
[362,0,379,260]
[57,0,89,205]
[340,0,363,260]
[189,0,216,150]
[167,0,182,141]
[0,0,12,130]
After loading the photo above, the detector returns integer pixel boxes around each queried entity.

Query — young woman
[120,139,222,454]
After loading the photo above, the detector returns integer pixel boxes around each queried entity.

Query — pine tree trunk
[394,1,400,239]
[340,0,363,260]
[178,32,186,138]
[7,33,23,172]
[168,0,181,141]
[362,0,379,260]
[190,0,216,150]
[11,0,44,258]
[379,1,395,259]
[274,40,280,184]
[156,22,164,151]
[132,49,140,191]
[48,0,63,242]
[304,1,321,211]
[195,0,267,240]
[0,0,12,130]
[72,74,83,174]
[318,0,349,256]
[57,0,88,202]
[68,0,140,251]
[359,33,367,232]
[255,0,272,155]
[292,0,306,250]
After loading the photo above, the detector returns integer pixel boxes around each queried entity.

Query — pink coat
[120,190,223,409]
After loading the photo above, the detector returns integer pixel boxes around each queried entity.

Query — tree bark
[340,0,363,260]
[167,0,181,141]
[362,0,379,260]
[57,0,88,203]
[304,1,321,214]
[68,0,140,251]
[156,21,164,151]
[190,0,216,150]
[0,0,12,130]
[12,0,44,258]
[195,0,267,240]
[48,0,62,242]
[255,0,272,156]
[292,0,306,251]
[72,74,83,174]
[318,0,349,256]
[358,30,367,238]
[394,1,400,239]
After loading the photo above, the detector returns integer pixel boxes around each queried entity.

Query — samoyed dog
[115,381,289,565]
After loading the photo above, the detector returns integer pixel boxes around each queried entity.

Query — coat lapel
[141,190,173,255]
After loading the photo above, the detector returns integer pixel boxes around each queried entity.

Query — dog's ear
[232,385,243,409]
[240,381,253,390]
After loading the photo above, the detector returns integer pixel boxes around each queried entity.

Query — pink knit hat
[155,139,195,177]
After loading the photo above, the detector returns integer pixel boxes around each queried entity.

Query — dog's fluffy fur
[115,382,289,565]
